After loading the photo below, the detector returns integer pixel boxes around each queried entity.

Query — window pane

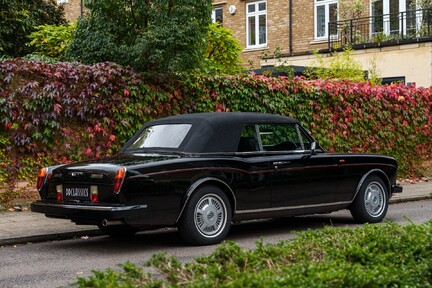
[406,0,416,10]
[389,0,399,13]
[248,4,256,13]
[248,16,256,46]
[259,124,300,151]
[329,3,337,35]
[238,126,259,152]
[128,124,191,149]
[406,0,416,35]
[329,4,337,23]
[215,8,223,24]
[259,2,266,11]
[259,15,266,44]
[372,0,383,16]
[316,5,326,37]
[372,0,383,34]
[389,0,399,34]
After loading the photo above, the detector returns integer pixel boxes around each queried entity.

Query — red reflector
[113,167,126,194]
[36,168,48,191]
[57,191,62,202]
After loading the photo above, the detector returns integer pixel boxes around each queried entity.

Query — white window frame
[246,0,267,49]
[212,7,223,25]
[314,0,338,40]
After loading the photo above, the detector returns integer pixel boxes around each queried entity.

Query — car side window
[258,124,310,151]
[237,125,260,152]
[237,124,314,152]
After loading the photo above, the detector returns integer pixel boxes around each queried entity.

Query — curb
[0,229,102,247]
[389,195,432,204]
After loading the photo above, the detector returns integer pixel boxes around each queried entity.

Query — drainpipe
[80,0,83,17]
[289,0,293,55]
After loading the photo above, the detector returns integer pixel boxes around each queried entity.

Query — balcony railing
[328,8,432,50]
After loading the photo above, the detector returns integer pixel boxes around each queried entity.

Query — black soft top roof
[124,112,299,153]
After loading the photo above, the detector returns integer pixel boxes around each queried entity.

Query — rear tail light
[113,167,126,194]
[91,185,98,203]
[36,168,48,191]
[56,185,63,202]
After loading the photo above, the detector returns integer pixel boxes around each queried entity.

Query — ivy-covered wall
[187,74,431,177]
[1,59,431,188]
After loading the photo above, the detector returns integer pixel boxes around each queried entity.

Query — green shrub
[202,24,245,75]
[72,221,432,287]
[22,53,58,64]
[28,22,76,60]
[305,47,366,82]
[0,0,66,57]
[65,0,212,79]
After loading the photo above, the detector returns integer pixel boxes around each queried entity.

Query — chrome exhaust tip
[102,219,124,226]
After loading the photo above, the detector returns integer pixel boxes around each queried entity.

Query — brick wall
[61,0,83,22]
[218,0,332,68]
[217,0,290,68]
[220,0,373,68]
[291,1,316,55]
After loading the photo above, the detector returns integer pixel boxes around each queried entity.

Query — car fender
[352,169,391,202]
[175,177,237,223]
[37,164,66,198]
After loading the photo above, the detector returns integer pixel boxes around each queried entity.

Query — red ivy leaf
[84,148,92,157]
[53,104,62,113]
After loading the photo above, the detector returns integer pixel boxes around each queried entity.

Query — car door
[260,124,341,209]
[234,125,272,212]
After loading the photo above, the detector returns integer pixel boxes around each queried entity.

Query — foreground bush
[73,221,432,287]
[0,59,431,196]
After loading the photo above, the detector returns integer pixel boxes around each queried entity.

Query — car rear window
[127,124,192,149]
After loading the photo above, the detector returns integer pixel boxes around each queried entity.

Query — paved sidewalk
[0,181,431,246]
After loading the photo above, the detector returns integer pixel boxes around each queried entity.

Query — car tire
[350,175,388,223]
[178,185,232,245]
[97,224,138,238]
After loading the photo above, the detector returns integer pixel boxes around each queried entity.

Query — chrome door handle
[273,161,290,166]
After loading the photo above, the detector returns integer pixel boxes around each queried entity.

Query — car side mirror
[310,141,317,155]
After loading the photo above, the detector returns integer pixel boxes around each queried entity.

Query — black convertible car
[32,112,402,245]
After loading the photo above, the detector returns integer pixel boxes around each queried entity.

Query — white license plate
[63,185,91,201]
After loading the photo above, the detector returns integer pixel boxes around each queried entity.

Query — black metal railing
[328,8,432,50]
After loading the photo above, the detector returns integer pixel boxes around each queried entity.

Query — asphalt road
[0,199,431,288]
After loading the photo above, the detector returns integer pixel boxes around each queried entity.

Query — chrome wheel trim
[364,182,386,217]
[194,193,227,238]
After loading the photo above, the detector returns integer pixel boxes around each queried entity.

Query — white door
[372,0,420,36]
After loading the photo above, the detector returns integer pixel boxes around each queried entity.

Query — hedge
[73,221,432,287]
[0,59,431,190]
[0,59,181,190]
[187,74,432,176]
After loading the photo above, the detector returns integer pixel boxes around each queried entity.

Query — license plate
[63,185,91,201]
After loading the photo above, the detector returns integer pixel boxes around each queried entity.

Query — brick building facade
[59,0,432,87]
[215,0,432,87]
